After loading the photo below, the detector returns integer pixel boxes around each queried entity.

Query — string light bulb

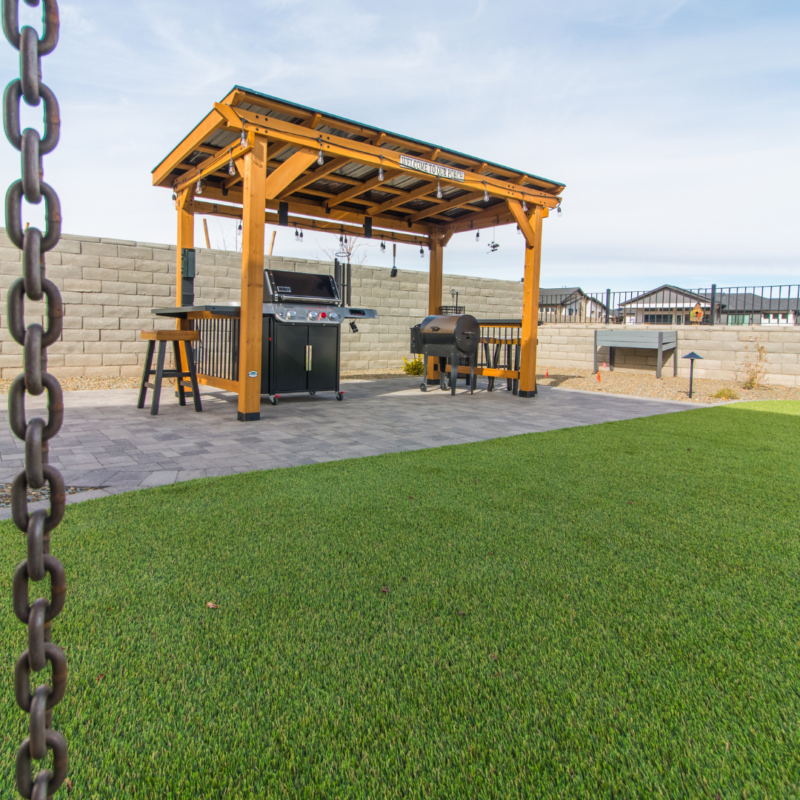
[299,231,303,242]
[318,138,325,166]
[380,240,386,252]
[436,177,443,200]
[557,202,562,217]
[475,231,480,242]
[522,198,528,213]
[483,182,489,203]
[240,125,247,148]
[196,178,203,195]
[419,245,424,258]
[378,157,384,182]
[171,191,177,202]
[228,151,236,176]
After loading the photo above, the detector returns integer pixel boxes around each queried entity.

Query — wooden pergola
[152,86,565,420]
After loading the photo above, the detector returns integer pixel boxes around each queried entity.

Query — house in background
[619,285,713,325]
[539,288,607,323]
[620,285,799,325]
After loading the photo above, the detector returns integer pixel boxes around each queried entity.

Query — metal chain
[3,1,68,797]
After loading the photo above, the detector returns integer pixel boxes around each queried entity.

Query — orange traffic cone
[545,370,549,378]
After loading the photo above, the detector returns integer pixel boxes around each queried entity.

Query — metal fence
[537,284,800,326]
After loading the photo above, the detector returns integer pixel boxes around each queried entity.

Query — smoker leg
[420,353,428,391]
[450,351,457,396]
[470,354,476,394]
[439,357,447,391]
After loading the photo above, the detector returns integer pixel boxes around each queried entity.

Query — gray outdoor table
[594,330,678,378]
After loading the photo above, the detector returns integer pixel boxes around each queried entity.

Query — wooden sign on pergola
[152,86,565,420]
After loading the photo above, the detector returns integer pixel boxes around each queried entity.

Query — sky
[1,0,798,291]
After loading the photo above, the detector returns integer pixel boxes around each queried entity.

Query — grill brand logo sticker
[248,371,258,378]
[399,155,465,183]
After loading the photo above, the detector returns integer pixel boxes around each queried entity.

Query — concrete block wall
[2,229,796,386]
[537,324,799,387]
[0,229,522,379]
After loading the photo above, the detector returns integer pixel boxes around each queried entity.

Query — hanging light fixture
[475,231,480,242]
[436,177,443,200]
[228,149,236,176]
[317,138,325,166]
[171,190,177,203]
[196,178,203,195]
[299,230,304,242]
[557,202,563,217]
[240,123,247,148]
[516,224,521,235]
[522,197,528,213]
[419,245,424,258]
[378,156,384,182]
[483,182,489,203]
[380,239,386,252]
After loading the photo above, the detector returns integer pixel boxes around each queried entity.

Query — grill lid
[264,269,341,304]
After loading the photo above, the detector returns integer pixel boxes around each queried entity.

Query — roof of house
[619,285,709,306]
[539,287,583,304]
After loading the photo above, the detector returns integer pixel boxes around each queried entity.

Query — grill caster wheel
[268,395,278,406]
[420,383,427,392]
[336,391,344,401]
[309,391,316,396]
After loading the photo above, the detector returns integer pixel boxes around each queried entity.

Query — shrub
[402,355,424,376]
[712,387,739,400]
[742,337,768,390]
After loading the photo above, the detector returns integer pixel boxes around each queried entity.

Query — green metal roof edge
[152,85,565,191]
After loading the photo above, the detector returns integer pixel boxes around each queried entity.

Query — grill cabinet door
[307,325,339,392]
[273,323,309,393]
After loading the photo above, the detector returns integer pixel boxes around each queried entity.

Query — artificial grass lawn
[2,401,799,798]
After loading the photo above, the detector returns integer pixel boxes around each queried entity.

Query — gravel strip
[0,483,101,509]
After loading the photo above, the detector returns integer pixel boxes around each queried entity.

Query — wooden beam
[519,206,544,398]
[238,134,268,421]
[264,149,318,200]
[408,191,484,223]
[202,218,211,249]
[191,199,430,246]
[368,181,437,216]
[153,108,227,187]
[506,199,537,249]
[212,103,564,204]
[195,186,433,235]
[174,141,254,193]
[278,156,351,198]
[325,169,404,208]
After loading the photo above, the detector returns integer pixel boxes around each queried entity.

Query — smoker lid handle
[431,326,440,331]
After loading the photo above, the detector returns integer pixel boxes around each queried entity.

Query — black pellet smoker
[410,314,480,395]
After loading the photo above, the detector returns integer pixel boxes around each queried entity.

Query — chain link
[3,1,68,796]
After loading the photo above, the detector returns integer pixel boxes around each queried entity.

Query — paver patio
[0,378,705,516]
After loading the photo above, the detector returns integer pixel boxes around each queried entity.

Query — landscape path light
[683,351,703,399]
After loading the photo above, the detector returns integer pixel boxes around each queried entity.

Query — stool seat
[141,330,200,342]
[137,329,202,415]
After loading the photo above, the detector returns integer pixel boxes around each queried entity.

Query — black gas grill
[410,314,479,395]
[153,269,377,405]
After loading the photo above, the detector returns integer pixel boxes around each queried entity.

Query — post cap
[682,351,703,360]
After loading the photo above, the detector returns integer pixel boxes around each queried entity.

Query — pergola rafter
[152,86,565,417]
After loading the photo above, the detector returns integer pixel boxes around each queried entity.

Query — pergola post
[174,191,195,391]
[426,236,443,382]
[519,206,544,397]
[237,134,268,421]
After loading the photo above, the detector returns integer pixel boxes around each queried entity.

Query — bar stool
[137,330,202,415]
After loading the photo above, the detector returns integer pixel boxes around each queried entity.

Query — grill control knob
[308,311,318,320]
[328,312,339,321]
[286,310,296,319]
